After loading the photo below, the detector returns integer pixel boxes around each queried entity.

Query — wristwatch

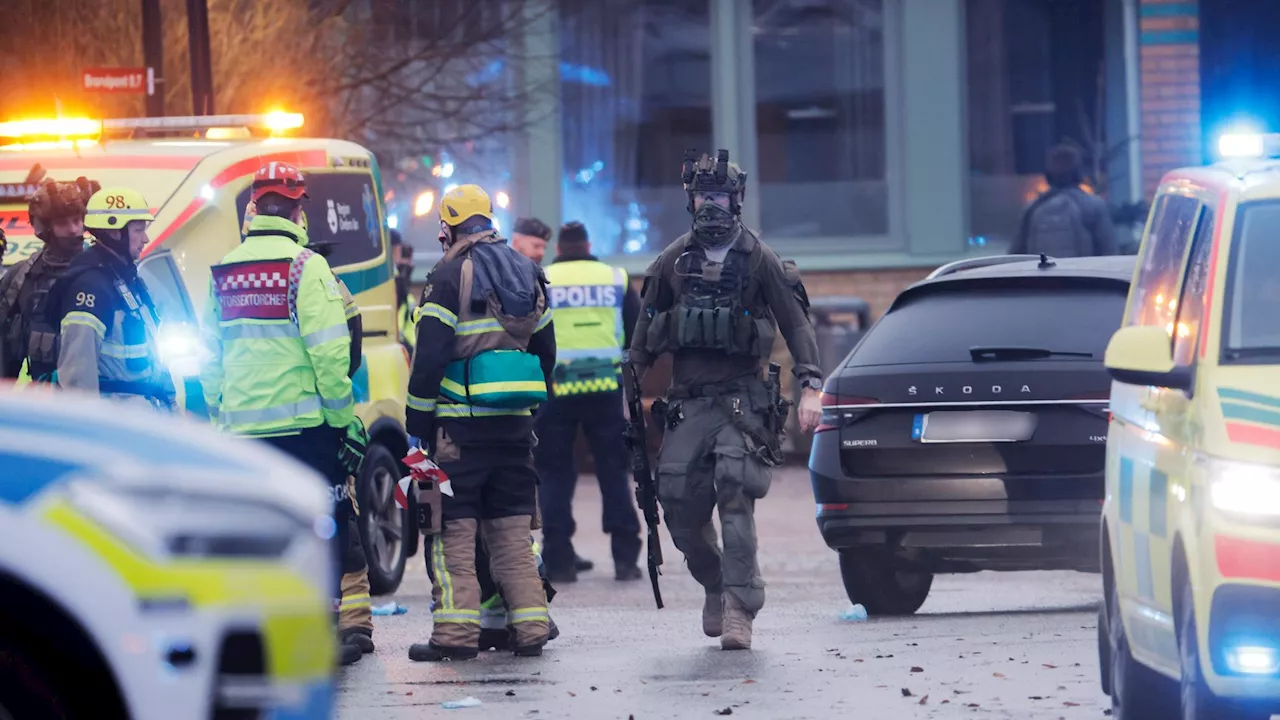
[800,376,823,392]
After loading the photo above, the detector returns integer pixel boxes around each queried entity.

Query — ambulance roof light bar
[102,112,304,135]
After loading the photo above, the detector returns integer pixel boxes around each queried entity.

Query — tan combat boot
[720,594,753,651]
[703,591,723,637]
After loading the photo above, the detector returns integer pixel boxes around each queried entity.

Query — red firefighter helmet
[250,162,308,202]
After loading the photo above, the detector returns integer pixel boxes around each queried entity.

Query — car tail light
[815,392,877,434]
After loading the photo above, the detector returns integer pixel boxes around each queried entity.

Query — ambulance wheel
[1109,582,1176,720]
[1178,582,1236,720]
[359,443,409,595]
[838,549,932,616]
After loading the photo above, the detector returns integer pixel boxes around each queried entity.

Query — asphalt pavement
[336,467,1109,719]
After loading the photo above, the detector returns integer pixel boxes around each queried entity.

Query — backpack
[1025,190,1093,258]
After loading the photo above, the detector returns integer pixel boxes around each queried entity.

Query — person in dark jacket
[1011,144,1117,258]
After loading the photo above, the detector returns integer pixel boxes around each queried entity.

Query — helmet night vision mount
[681,148,747,215]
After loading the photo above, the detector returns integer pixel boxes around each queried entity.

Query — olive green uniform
[629,226,820,617]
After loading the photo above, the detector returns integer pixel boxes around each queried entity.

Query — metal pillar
[901,0,968,256]
[141,0,165,117]
[187,0,215,115]
[709,0,760,233]
[514,0,562,255]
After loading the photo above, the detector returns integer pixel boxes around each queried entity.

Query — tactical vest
[644,240,774,359]
[0,250,74,381]
[544,259,626,395]
[439,233,548,411]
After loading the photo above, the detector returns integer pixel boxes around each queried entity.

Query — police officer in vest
[406,184,555,661]
[201,162,360,664]
[630,150,824,650]
[47,188,173,409]
[534,221,643,582]
[0,176,99,381]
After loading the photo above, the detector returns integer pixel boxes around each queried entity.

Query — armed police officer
[46,188,173,408]
[629,150,823,650]
[405,184,555,662]
[0,176,99,381]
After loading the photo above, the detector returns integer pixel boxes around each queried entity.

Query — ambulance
[0,387,335,720]
[0,113,417,595]
[1099,131,1280,718]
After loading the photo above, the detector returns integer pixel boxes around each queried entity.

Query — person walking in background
[1011,144,1117,258]
[534,221,644,583]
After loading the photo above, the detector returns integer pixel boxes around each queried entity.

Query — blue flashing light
[466,59,612,88]
[387,214,399,230]
[1218,132,1267,159]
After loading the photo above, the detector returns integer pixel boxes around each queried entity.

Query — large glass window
[966,0,1106,248]
[559,0,712,257]
[1224,202,1280,361]
[753,0,887,239]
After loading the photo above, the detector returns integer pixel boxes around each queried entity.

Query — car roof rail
[926,254,1051,280]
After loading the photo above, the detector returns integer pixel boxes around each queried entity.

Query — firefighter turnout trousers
[423,427,549,650]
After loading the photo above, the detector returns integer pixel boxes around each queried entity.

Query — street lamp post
[141,0,165,117]
[187,0,215,115]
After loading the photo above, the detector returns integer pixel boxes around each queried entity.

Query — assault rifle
[621,351,664,609]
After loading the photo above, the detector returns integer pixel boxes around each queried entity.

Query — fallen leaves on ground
[901,688,914,697]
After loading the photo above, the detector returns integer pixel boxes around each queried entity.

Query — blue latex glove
[408,435,423,450]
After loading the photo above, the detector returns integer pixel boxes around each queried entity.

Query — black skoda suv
[809,254,1134,615]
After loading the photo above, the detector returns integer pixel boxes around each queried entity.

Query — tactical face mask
[692,202,737,245]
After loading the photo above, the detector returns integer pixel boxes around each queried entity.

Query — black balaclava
[682,149,746,249]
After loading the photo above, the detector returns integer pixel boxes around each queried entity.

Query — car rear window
[848,280,1128,367]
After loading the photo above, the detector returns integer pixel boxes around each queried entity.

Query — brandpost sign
[82,67,155,95]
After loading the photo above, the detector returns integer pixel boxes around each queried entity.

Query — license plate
[911,411,1037,444]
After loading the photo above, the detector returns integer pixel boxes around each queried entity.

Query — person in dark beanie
[533,220,644,583]
[1011,144,1117,258]
[511,217,553,264]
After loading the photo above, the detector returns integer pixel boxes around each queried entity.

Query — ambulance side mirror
[1105,325,1193,393]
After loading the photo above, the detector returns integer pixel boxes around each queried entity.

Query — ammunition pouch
[25,327,59,379]
[645,305,775,359]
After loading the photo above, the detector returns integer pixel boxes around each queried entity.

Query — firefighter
[200,162,359,665]
[0,177,99,381]
[405,184,555,661]
[46,188,173,409]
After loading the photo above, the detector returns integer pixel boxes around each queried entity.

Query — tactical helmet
[681,149,747,215]
[438,184,494,228]
[84,187,154,230]
[28,177,99,240]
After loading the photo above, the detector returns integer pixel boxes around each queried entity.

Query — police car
[0,387,336,719]
[0,113,416,594]
[1099,131,1280,719]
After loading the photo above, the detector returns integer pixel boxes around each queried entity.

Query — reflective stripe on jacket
[200,214,354,436]
[544,259,626,395]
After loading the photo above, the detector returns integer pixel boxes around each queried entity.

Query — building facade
[494,0,1201,316]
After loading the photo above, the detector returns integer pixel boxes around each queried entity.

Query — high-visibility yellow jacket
[200,214,354,436]
[544,258,628,395]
